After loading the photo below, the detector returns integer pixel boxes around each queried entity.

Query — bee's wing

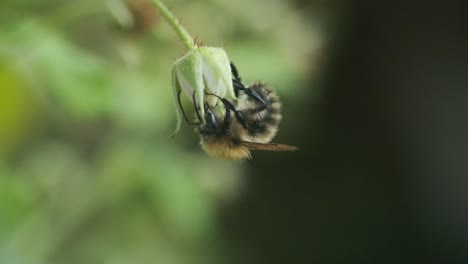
[240,141,299,151]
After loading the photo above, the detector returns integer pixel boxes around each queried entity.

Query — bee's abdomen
[200,137,252,159]
[236,83,282,143]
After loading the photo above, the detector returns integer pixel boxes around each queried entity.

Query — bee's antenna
[177,90,201,126]
[192,91,203,124]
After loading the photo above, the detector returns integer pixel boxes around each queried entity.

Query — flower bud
[171,47,236,137]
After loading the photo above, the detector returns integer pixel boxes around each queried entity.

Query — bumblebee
[178,63,298,159]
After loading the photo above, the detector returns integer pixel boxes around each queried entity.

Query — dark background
[222,1,468,263]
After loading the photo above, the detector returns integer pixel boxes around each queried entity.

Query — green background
[0,0,317,263]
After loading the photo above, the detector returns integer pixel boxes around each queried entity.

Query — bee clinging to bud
[177,63,298,159]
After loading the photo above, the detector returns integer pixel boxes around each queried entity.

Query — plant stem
[150,0,195,50]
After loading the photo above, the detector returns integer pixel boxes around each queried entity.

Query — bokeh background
[1,0,467,263]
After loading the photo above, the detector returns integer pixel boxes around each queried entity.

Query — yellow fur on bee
[200,140,251,160]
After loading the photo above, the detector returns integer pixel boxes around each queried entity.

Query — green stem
[150,0,195,50]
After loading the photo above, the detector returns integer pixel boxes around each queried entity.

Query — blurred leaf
[4,21,114,118]
[0,163,40,241]
[0,61,41,156]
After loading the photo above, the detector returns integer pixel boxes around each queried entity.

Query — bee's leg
[232,79,242,98]
[232,79,266,106]
[178,90,201,126]
[219,100,246,133]
[206,92,250,130]
[230,62,241,82]
[221,103,233,131]
[230,62,266,105]
[230,62,243,97]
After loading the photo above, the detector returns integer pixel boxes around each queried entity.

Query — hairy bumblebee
[178,63,298,159]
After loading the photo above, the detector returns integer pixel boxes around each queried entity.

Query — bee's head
[203,106,217,127]
[197,105,220,136]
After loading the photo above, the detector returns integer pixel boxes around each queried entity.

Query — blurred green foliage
[0,0,319,263]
